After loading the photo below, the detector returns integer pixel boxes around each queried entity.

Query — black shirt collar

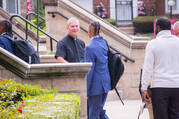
[67,34,77,40]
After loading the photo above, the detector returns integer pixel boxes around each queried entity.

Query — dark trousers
[151,88,179,119]
[87,93,109,119]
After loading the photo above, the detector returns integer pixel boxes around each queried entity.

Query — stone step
[116,22,133,27]
[118,27,134,35]
[40,55,56,63]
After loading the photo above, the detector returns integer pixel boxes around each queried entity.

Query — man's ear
[157,25,161,32]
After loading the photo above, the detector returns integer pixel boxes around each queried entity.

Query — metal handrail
[109,46,135,63]
[12,30,24,40]
[10,15,58,52]
[26,12,46,22]
[26,12,46,41]
[48,11,135,63]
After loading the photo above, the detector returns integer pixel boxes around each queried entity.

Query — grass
[21,93,80,119]
[0,79,81,119]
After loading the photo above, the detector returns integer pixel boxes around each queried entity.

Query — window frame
[3,0,20,15]
[165,0,179,14]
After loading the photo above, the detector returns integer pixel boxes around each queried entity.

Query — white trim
[3,0,6,11]
[110,0,115,19]
[110,0,138,20]
[2,0,21,15]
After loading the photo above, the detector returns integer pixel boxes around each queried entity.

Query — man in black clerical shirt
[55,17,85,63]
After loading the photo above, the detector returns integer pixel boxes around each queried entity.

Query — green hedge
[105,18,116,26]
[133,16,160,33]
[0,78,80,119]
[133,16,179,33]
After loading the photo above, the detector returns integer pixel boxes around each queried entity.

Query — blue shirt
[85,36,111,96]
[0,33,14,54]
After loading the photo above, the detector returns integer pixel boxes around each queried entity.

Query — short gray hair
[67,17,79,26]
[174,21,179,29]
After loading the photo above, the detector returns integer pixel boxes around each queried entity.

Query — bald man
[174,21,179,37]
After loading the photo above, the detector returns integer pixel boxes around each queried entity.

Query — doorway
[115,0,133,22]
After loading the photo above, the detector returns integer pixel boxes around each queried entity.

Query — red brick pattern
[141,0,166,16]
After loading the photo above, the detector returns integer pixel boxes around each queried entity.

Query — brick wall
[20,0,27,17]
[93,0,110,18]
[155,0,165,15]
[143,1,156,16]
[140,0,165,16]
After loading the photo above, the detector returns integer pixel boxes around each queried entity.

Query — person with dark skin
[142,17,179,119]
[0,20,14,54]
[85,21,110,119]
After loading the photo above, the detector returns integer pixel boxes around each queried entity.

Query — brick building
[140,0,179,16]
[73,0,138,22]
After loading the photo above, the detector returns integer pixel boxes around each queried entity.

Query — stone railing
[0,47,92,118]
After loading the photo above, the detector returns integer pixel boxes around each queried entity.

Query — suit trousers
[151,88,179,119]
[87,93,109,119]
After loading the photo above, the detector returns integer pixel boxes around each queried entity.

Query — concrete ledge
[0,47,92,118]
[0,47,91,79]
[40,55,56,63]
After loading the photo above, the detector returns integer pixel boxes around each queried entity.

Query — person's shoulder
[0,35,6,39]
[0,35,8,42]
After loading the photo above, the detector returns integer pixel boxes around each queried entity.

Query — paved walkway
[104,100,150,119]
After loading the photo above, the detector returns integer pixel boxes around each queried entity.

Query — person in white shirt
[141,17,179,119]
[174,21,179,37]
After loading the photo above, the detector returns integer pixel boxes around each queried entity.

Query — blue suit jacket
[85,36,111,96]
[0,33,14,54]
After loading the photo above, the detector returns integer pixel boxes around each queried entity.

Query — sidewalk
[104,100,150,119]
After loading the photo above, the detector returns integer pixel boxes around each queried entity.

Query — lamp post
[168,0,175,18]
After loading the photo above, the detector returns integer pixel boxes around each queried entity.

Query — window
[165,0,179,14]
[0,1,3,8]
[4,0,20,14]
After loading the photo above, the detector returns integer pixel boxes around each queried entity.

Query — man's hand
[142,90,149,102]
[57,57,68,63]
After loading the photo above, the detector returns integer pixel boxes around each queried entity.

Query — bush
[0,78,80,119]
[133,16,179,34]
[133,16,159,33]
[105,18,116,26]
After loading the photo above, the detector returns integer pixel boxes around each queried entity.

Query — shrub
[133,16,179,34]
[133,16,159,33]
[105,18,116,26]
[0,78,80,119]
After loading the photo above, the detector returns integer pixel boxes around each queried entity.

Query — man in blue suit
[85,21,111,119]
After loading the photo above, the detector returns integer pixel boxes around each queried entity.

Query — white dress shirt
[142,30,179,91]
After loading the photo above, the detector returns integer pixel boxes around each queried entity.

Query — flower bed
[0,78,80,119]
